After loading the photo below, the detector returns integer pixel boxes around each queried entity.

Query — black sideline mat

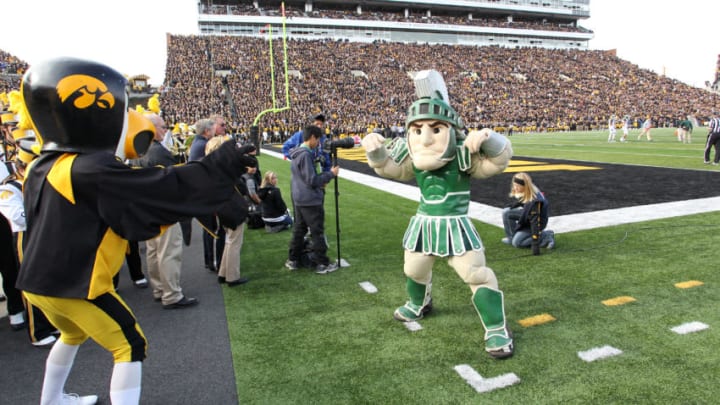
[331,153,720,216]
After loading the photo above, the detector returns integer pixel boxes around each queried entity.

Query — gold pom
[147,94,161,113]
[7,90,32,130]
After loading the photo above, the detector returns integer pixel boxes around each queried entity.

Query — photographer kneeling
[501,172,555,253]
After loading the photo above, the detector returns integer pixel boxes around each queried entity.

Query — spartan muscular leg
[393,251,435,322]
[449,251,514,359]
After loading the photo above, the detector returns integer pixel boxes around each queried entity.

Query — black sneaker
[163,296,199,309]
[285,260,298,271]
[226,277,249,287]
[315,262,339,274]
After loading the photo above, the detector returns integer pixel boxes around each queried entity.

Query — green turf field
[507,127,713,170]
[226,128,719,404]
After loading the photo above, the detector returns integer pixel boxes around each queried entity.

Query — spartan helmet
[21,57,128,154]
[405,94,465,161]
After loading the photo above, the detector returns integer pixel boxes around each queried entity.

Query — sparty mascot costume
[362,70,514,359]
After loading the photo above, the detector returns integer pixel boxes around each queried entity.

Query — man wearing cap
[282,114,331,173]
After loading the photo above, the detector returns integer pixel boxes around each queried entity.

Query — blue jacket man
[282,114,331,172]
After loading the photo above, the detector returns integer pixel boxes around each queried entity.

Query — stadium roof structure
[198,0,593,50]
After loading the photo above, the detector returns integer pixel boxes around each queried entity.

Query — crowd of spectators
[0,50,26,95]
[201,2,588,34]
[159,35,720,137]
[4,34,720,138]
[0,50,27,75]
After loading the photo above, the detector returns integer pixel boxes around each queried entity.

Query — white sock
[110,387,141,405]
[40,341,80,405]
[110,361,142,404]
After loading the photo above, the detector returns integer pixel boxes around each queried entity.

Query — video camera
[323,137,355,154]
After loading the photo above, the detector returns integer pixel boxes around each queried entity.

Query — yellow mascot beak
[124,109,155,159]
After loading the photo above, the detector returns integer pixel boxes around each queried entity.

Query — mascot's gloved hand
[238,144,257,155]
[361,133,388,166]
[237,144,258,169]
[237,152,258,169]
[464,128,493,154]
[361,132,385,152]
[237,145,257,172]
[466,128,510,158]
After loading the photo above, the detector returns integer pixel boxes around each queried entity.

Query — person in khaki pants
[205,135,253,287]
[140,114,197,309]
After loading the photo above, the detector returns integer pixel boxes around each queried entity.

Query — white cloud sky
[0,0,198,86]
[1,1,717,88]
[585,0,718,87]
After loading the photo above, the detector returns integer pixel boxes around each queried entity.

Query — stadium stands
[201,2,588,34]
[160,35,720,136]
[0,50,27,95]
[3,36,720,138]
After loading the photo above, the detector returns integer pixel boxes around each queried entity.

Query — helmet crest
[406,70,465,162]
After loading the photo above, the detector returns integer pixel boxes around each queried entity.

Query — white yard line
[404,321,423,332]
[358,281,378,294]
[577,345,623,362]
[453,364,521,393]
[671,321,709,335]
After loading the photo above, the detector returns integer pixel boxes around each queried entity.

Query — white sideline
[404,321,423,332]
[577,345,623,362]
[358,281,378,294]
[453,364,520,393]
[671,321,709,335]
[261,149,720,233]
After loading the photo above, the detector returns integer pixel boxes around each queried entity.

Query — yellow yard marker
[518,313,556,327]
[602,296,636,306]
[675,280,704,289]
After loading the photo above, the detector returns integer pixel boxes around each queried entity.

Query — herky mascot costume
[362,70,514,359]
[15,57,257,404]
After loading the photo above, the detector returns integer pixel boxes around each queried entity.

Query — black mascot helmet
[21,57,128,154]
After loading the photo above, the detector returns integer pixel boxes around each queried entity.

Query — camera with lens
[323,137,355,154]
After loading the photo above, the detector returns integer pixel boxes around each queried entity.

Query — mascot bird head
[21,57,129,154]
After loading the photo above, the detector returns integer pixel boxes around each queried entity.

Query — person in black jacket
[257,170,293,233]
[501,172,555,252]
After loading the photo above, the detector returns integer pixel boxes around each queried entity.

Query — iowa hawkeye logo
[56,75,115,110]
